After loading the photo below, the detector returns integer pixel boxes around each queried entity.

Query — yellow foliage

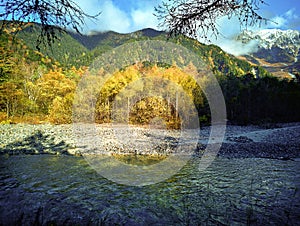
[94,63,203,127]
[49,93,74,124]
[36,68,76,114]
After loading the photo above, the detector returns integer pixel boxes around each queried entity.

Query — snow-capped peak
[238,29,300,49]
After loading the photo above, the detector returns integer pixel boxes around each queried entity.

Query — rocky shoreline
[0,123,299,159]
[218,124,300,159]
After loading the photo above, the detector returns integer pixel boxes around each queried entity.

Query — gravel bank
[219,124,300,159]
[0,123,299,159]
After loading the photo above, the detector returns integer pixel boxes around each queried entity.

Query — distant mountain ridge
[239,29,300,49]
[68,28,164,50]
[3,20,299,79]
[236,29,300,78]
[13,23,269,79]
[237,29,300,63]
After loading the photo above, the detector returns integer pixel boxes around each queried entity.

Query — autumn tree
[36,68,76,114]
[0,81,24,118]
[155,0,267,39]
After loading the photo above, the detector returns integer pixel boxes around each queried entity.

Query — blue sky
[258,1,300,30]
[74,0,300,33]
[74,0,160,33]
[1,1,298,33]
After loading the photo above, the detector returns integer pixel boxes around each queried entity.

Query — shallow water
[0,155,299,225]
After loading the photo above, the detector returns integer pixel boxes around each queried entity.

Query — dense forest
[0,23,300,126]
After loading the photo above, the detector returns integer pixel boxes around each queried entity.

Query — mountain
[16,24,90,67]
[3,21,297,80]
[236,29,300,78]
[69,28,164,50]
[13,24,268,79]
[15,26,166,67]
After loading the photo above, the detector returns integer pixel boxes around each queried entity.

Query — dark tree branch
[0,0,100,50]
[155,0,268,40]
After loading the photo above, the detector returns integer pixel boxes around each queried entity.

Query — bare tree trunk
[127,97,130,121]
[175,89,179,122]
[6,100,9,119]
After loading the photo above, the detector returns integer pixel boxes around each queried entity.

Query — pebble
[0,123,299,159]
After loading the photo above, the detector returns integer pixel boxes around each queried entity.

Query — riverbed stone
[0,123,299,159]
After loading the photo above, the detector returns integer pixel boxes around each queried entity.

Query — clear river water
[0,155,299,225]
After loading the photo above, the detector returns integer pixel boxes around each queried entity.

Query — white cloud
[131,9,158,31]
[271,16,288,28]
[285,9,298,20]
[265,8,300,30]
[96,0,131,33]
[73,0,160,33]
[75,0,131,33]
[217,39,259,56]
[196,16,260,56]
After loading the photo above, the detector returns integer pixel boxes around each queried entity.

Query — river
[0,155,299,225]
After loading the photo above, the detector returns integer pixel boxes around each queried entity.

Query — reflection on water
[0,155,299,225]
[112,154,167,166]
